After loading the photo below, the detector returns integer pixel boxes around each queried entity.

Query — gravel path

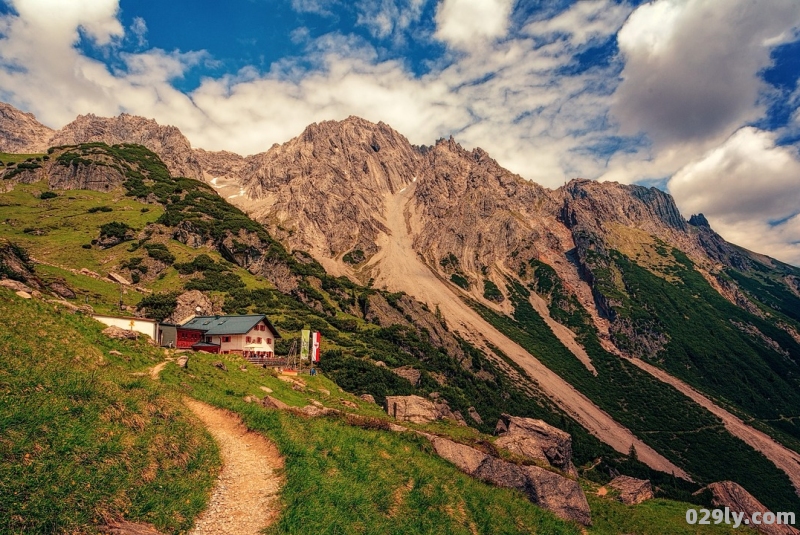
[185,399,283,535]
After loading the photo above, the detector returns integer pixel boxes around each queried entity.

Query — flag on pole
[312,331,321,362]
[300,329,310,360]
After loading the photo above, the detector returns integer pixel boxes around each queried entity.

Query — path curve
[150,361,168,380]
[627,357,800,495]
[185,398,284,535]
[367,184,690,479]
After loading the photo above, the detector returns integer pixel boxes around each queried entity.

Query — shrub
[483,279,504,302]
[137,292,180,322]
[342,249,365,264]
[87,206,112,213]
[144,243,175,265]
[39,191,57,200]
[450,273,470,289]
[99,221,133,241]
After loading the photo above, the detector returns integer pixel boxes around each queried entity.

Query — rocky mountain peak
[559,179,688,235]
[0,102,54,153]
[48,112,203,180]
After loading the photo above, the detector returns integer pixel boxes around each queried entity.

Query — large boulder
[608,475,654,505]
[702,481,799,535]
[430,435,591,525]
[495,414,576,476]
[385,395,439,424]
[102,325,138,340]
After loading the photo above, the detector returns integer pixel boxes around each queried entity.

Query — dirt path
[627,357,800,495]
[185,399,284,535]
[367,184,690,479]
[150,361,168,380]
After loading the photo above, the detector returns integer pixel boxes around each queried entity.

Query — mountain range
[2,100,800,519]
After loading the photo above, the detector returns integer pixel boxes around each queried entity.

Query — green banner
[300,329,310,360]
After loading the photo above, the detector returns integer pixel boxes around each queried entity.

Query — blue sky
[1,0,800,263]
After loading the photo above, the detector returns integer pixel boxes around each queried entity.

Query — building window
[246,336,251,343]
[222,336,231,343]
[257,337,262,344]
[267,338,272,344]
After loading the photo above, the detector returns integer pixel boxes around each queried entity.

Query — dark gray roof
[181,314,281,337]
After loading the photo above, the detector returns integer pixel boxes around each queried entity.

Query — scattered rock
[430,436,591,525]
[48,281,75,299]
[15,290,32,299]
[359,393,376,404]
[318,387,331,396]
[340,399,358,409]
[374,360,387,368]
[291,382,305,392]
[109,350,123,356]
[107,272,132,285]
[102,326,138,340]
[608,476,654,505]
[385,395,439,424]
[79,267,100,278]
[243,395,260,403]
[176,355,189,368]
[239,365,248,371]
[308,399,324,408]
[391,365,421,386]
[468,406,483,425]
[212,361,228,372]
[262,396,289,411]
[700,481,799,535]
[277,375,295,383]
[0,279,32,293]
[298,405,337,417]
[260,386,273,394]
[495,414,577,476]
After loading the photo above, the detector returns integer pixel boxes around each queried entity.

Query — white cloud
[290,0,339,17]
[434,0,515,50]
[356,0,427,40]
[524,0,629,47]
[130,16,147,48]
[613,0,800,148]
[669,127,800,264]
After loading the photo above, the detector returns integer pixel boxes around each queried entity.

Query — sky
[1,0,800,264]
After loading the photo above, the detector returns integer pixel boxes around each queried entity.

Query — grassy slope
[158,345,746,535]
[0,289,219,534]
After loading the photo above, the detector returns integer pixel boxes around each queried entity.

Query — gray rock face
[608,475,654,505]
[385,395,438,424]
[702,481,799,535]
[0,102,54,153]
[430,436,591,525]
[495,414,577,476]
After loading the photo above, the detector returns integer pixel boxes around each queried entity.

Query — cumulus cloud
[434,0,515,50]
[290,0,339,17]
[356,0,427,40]
[669,127,800,263]
[613,0,800,148]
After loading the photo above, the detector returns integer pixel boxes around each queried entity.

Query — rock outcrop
[385,395,439,424]
[0,102,54,153]
[494,414,577,476]
[102,326,138,340]
[701,481,799,535]
[607,475,654,505]
[430,436,591,525]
